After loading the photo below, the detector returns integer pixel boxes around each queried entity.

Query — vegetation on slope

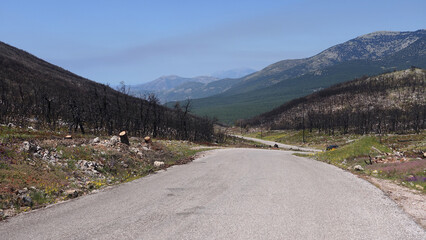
[185,33,426,123]
[244,68,426,134]
[0,41,213,141]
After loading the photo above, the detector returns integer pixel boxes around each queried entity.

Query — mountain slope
[132,75,219,93]
[185,30,426,123]
[0,41,213,141]
[243,68,426,134]
[224,29,425,96]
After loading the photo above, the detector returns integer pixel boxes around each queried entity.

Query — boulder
[93,137,100,143]
[354,165,364,171]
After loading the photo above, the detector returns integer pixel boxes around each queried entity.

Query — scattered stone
[110,136,120,145]
[65,135,72,139]
[7,123,15,128]
[3,208,16,218]
[130,147,139,153]
[415,185,424,190]
[21,195,33,206]
[18,188,28,195]
[64,189,79,198]
[372,170,379,175]
[154,161,165,167]
[21,141,38,153]
[354,165,364,171]
[142,146,150,151]
[93,137,100,143]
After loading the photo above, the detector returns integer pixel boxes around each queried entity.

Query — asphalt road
[1,149,425,239]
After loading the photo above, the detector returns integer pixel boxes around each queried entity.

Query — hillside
[185,30,426,123]
[0,41,213,141]
[243,68,426,134]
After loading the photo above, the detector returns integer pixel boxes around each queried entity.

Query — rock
[93,137,100,143]
[354,165,364,171]
[423,152,426,158]
[18,188,28,195]
[3,208,16,218]
[22,141,31,152]
[7,123,15,128]
[415,185,424,190]
[154,161,165,167]
[21,195,33,206]
[144,136,151,143]
[110,136,120,145]
[22,141,38,153]
[64,189,79,198]
[142,146,150,151]
[0,209,3,218]
[372,170,378,175]
[129,147,139,153]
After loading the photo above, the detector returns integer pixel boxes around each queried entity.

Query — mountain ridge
[183,30,426,123]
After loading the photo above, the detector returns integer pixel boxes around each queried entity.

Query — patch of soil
[366,176,426,229]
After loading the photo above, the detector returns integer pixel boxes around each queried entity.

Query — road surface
[1,149,424,239]
[233,135,322,152]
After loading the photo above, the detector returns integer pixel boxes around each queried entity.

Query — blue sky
[1,0,425,85]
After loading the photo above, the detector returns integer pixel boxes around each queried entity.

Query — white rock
[354,165,364,171]
[93,137,100,143]
[154,161,165,167]
[22,141,31,152]
[109,136,120,145]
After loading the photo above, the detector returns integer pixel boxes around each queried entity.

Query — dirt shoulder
[365,176,426,228]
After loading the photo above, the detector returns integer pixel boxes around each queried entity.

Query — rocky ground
[0,125,218,220]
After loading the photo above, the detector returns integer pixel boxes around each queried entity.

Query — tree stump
[65,135,72,139]
[144,136,151,143]
[119,131,130,145]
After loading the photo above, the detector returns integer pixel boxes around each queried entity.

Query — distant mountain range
[130,68,256,102]
[181,29,426,123]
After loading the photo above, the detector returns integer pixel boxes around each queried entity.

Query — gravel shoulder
[365,176,426,228]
